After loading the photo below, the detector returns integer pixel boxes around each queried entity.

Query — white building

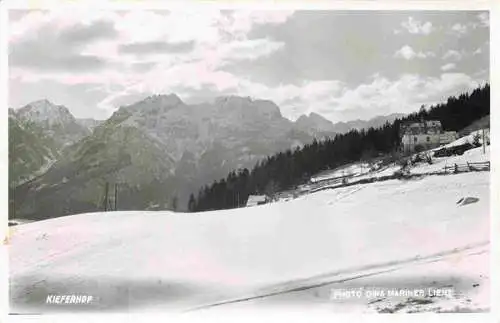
[246,195,268,207]
[401,120,457,154]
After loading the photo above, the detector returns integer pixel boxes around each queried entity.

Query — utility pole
[482,129,486,155]
[104,182,109,212]
[114,183,118,211]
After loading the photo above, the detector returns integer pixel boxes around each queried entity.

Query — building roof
[402,120,441,127]
[247,195,267,204]
[425,120,441,127]
[401,120,443,135]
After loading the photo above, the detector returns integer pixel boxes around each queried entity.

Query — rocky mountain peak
[308,112,327,121]
[119,94,185,119]
[17,99,75,125]
[14,99,92,152]
[295,112,335,133]
[145,94,183,106]
[214,95,252,105]
[213,96,282,120]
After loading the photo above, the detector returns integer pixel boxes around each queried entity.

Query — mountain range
[9,95,404,220]
[294,111,404,136]
[329,113,406,134]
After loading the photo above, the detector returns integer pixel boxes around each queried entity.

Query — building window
[426,136,430,142]
[414,137,417,143]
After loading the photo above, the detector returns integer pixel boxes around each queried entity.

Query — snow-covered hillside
[310,130,490,186]
[439,129,490,149]
[409,146,489,175]
[9,170,489,313]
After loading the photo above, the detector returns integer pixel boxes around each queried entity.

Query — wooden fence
[443,161,490,173]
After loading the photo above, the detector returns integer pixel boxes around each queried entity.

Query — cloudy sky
[8,10,489,122]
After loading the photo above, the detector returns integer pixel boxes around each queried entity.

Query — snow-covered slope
[310,130,490,185]
[214,243,489,313]
[439,129,490,149]
[410,146,490,175]
[9,171,489,313]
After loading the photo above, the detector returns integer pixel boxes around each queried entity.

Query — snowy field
[409,146,489,175]
[9,171,489,313]
[353,145,490,180]
[205,243,489,314]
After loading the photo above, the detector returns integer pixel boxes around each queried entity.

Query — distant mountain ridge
[294,112,337,137]
[329,113,406,133]
[294,111,406,136]
[10,95,406,220]
[11,95,314,219]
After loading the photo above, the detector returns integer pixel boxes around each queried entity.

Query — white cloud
[394,45,434,60]
[451,23,467,35]
[9,9,293,113]
[218,10,294,40]
[401,17,433,35]
[216,38,285,63]
[10,10,293,45]
[9,10,486,124]
[477,12,489,27]
[9,10,121,42]
[441,63,456,71]
[442,49,464,61]
[303,73,481,122]
[202,73,482,123]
